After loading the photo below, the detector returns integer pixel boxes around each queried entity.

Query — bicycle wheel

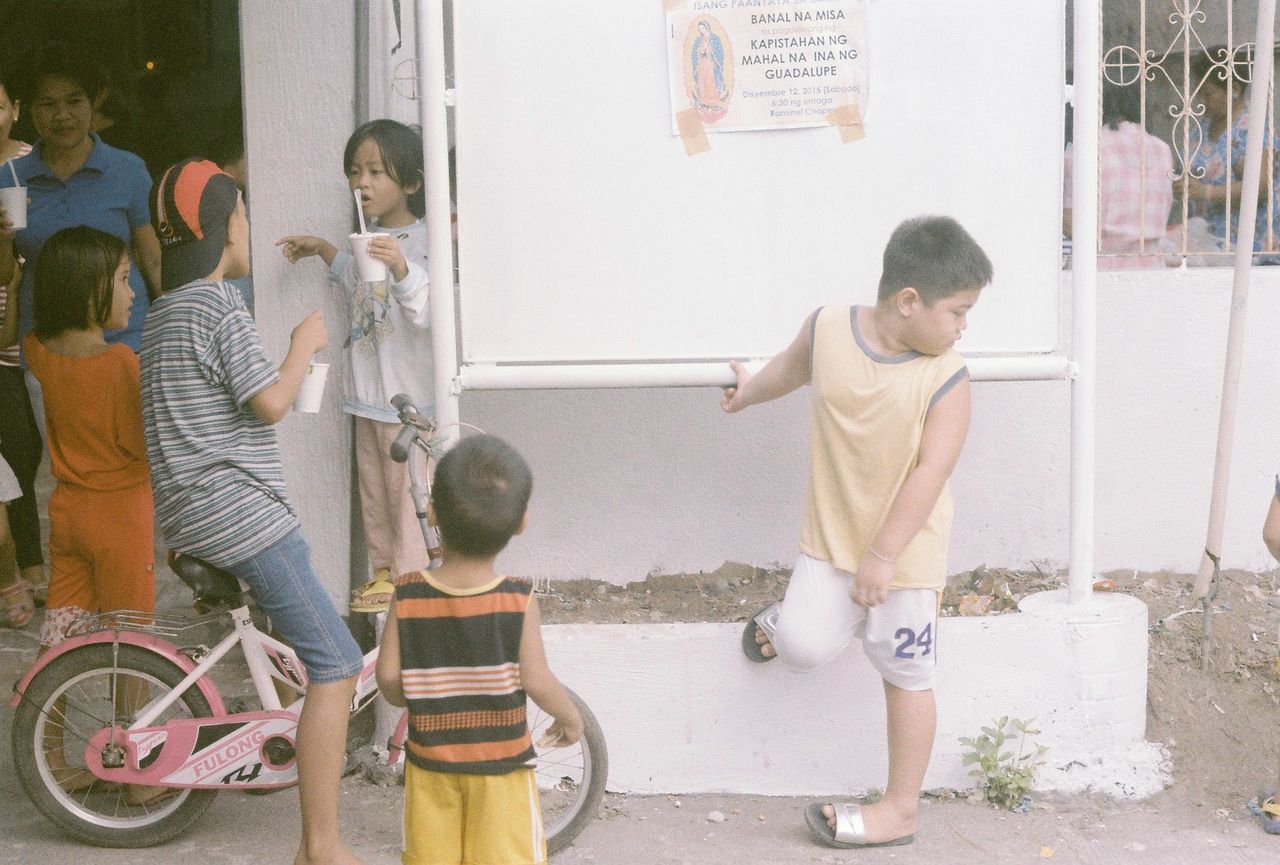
[528,687,608,854]
[12,643,219,847]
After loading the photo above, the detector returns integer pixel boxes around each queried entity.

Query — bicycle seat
[168,551,244,612]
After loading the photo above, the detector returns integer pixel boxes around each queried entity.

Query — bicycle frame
[397,418,442,560]
[8,413,439,795]
[13,603,390,791]
[9,404,603,853]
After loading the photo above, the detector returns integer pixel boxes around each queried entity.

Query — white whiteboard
[453,0,1064,365]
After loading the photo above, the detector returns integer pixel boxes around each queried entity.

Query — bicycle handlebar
[389,423,417,464]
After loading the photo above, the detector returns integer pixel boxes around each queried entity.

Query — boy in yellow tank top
[722,216,992,850]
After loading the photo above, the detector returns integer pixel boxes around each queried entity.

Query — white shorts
[771,553,940,690]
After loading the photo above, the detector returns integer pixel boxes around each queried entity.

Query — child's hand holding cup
[349,232,389,283]
[294,360,330,413]
[1,161,26,233]
[290,312,329,414]
[0,185,27,233]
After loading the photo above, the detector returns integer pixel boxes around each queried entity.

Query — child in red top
[23,226,154,653]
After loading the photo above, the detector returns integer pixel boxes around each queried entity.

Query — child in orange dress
[23,226,154,653]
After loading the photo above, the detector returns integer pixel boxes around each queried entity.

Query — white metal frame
[417,0,1098,603]
[132,606,381,729]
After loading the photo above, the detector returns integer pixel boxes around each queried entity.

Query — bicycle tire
[533,687,609,855]
[12,643,219,847]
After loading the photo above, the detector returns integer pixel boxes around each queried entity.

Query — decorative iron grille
[1091,1,1277,266]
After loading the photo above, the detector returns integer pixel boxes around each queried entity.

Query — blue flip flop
[1260,788,1280,835]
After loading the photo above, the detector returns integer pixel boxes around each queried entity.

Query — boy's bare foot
[743,603,781,662]
[819,800,915,845]
[753,626,776,658]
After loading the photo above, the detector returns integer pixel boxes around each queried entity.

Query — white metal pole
[457,354,1073,391]
[1192,3,1277,600]
[1068,0,1100,605]
[418,0,461,448]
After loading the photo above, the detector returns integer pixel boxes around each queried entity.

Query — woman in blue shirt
[1186,49,1279,260]
[0,41,161,354]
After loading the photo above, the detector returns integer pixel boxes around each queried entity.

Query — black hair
[343,119,425,218]
[0,65,17,106]
[32,226,127,338]
[432,435,533,558]
[1101,79,1143,129]
[14,40,105,105]
[94,86,132,126]
[877,216,993,304]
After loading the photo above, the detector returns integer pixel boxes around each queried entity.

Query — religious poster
[666,0,869,134]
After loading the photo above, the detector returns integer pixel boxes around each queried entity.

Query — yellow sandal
[349,569,395,614]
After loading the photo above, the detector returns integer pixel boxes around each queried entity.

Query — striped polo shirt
[140,279,298,567]
[395,571,537,775]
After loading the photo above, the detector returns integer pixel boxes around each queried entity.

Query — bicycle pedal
[263,737,295,765]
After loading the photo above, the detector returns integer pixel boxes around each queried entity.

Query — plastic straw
[354,188,368,234]
[5,160,17,188]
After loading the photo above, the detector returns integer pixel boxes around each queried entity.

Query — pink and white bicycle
[9,403,607,851]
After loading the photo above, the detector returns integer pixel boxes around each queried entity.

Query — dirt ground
[538,561,1280,812]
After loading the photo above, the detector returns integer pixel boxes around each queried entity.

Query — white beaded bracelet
[867,545,897,564]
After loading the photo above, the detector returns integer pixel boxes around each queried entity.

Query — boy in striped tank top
[723,216,992,850]
[377,435,582,865]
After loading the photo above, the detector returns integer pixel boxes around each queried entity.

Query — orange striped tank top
[394,571,537,775]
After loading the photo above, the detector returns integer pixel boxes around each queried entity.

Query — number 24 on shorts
[894,623,933,659]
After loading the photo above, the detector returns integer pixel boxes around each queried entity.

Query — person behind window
[1186,49,1279,261]
[1063,79,1174,269]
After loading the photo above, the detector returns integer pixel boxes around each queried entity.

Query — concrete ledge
[542,590,1164,796]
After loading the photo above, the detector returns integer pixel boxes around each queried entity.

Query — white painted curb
[542,590,1164,797]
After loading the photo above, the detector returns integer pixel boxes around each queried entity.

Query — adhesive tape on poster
[676,108,711,156]
[826,103,865,143]
[663,0,685,12]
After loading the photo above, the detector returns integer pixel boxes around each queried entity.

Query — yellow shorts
[403,763,545,865]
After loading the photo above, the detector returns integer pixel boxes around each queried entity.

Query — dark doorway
[4,0,244,180]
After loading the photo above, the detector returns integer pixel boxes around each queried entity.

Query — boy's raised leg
[822,681,934,844]
[294,676,365,865]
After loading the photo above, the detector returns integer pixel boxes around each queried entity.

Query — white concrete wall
[543,591,1158,795]
[240,5,1280,594]
[471,268,1280,584]
[241,2,358,608]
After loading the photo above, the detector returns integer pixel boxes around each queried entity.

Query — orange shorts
[42,483,154,647]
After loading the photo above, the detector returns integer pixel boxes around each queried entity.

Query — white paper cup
[0,186,27,231]
[349,233,388,283]
[293,362,330,413]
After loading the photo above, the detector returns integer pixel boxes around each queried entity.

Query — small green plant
[958,716,1048,810]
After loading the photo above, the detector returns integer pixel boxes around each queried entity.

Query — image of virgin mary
[690,19,729,122]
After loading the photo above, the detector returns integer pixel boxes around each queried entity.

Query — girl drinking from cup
[23,226,154,653]
[276,119,432,612]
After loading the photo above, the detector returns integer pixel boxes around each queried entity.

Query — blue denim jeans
[225,526,363,684]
